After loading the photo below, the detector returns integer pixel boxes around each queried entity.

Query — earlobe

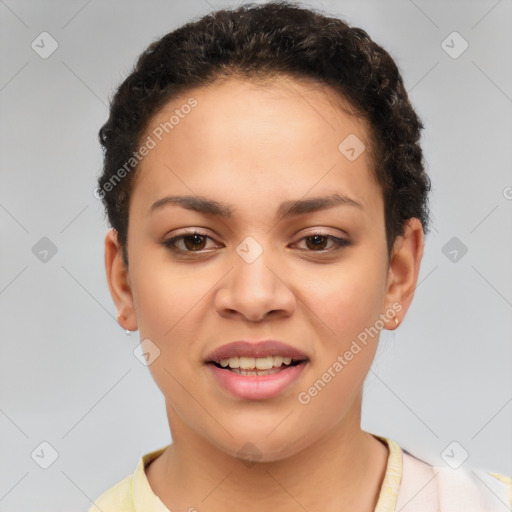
[104,228,138,332]
[384,218,425,329]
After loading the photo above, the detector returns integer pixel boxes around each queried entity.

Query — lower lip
[206,362,308,400]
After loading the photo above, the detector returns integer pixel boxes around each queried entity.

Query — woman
[90,2,511,510]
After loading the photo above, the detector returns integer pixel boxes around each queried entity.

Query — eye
[163,230,219,253]
[294,232,350,252]
[163,230,350,254]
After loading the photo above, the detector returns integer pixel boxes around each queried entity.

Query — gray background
[1,0,511,510]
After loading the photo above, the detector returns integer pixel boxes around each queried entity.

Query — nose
[214,244,296,322]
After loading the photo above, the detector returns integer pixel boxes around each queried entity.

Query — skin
[105,76,424,512]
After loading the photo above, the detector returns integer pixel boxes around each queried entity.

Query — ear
[104,228,138,331]
[383,218,425,328]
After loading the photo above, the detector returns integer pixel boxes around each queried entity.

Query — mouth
[205,339,309,372]
[207,355,306,375]
[204,340,309,399]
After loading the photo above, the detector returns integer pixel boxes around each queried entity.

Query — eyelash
[163,230,350,254]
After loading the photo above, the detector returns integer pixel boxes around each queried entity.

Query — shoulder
[88,474,133,512]
[88,446,168,511]
[399,446,512,512]
[435,466,511,511]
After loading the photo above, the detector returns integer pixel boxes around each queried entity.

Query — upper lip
[205,340,309,364]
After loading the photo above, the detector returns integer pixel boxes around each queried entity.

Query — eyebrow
[149,193,364,219]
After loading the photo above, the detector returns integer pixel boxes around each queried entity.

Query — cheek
[131,250,213,336]
[292,352,370,444]
[129,259,208,389]
[303,257,387,346]
[295,273,384,430]
[290,264,385,404]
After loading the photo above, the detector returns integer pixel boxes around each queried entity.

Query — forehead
[130,76,382,223]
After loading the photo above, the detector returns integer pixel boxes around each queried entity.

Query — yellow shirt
[89,436,512,512]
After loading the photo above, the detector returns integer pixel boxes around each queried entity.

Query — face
[106,76,423,462]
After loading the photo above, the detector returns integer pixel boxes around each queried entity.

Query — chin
[216,429,312,465]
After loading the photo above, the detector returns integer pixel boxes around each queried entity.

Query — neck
[146,395,388,512]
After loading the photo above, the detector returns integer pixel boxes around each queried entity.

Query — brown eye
[163,231,215,252]
[182,234,207,251]
[163,231,350,255]
[296,233,350,252]
[305,234,329,250]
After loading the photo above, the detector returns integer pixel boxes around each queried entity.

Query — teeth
[228,357,239,368]
[218,355,298,370]
[239,356,256,369]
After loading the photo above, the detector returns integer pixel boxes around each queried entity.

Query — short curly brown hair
[97,0,431,264]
